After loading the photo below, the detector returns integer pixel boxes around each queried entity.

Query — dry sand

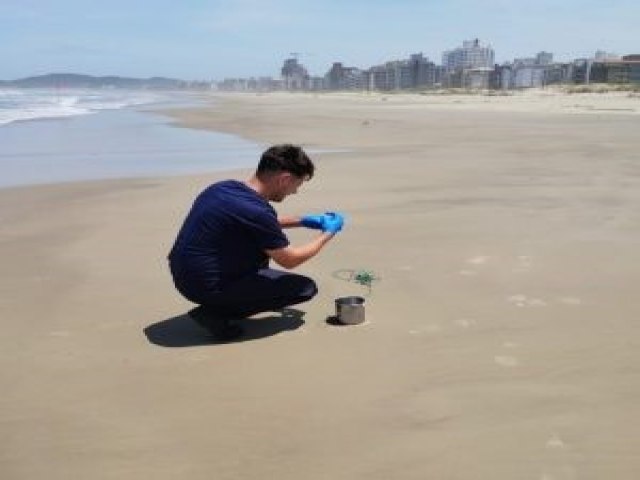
[2,91,640,479]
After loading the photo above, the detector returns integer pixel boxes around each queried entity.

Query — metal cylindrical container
[335,296,365,325]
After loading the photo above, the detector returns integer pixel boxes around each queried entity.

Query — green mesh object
[332,269,380,294]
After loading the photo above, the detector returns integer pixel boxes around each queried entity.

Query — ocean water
[0,88,166,126]
[0,89,263,188]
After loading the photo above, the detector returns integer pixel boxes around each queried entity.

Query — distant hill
[0,73,198,89]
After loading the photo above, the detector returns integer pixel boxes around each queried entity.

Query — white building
[513,66,547,88]
[501,52,556,89]
[442,39,495,72]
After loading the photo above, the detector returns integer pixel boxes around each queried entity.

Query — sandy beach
[2,91,640,479]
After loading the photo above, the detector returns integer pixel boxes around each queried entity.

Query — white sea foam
[0,88,162,126]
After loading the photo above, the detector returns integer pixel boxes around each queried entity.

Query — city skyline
[1,0,638,81]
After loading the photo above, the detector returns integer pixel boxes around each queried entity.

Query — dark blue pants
[171,266,318,319]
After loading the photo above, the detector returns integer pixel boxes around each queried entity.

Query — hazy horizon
[1,0,638,82]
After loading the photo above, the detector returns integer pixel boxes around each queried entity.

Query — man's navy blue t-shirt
[168,180,289,294]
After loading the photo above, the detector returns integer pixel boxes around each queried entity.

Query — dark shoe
[188,306,245,342]
[211,324,245,342]
[188,306,214,330]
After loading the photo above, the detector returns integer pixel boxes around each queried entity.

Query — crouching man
[168,144,345,341]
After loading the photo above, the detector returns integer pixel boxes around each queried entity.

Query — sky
[0,0,638,81]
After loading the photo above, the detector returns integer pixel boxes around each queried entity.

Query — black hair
[256,144,314,179]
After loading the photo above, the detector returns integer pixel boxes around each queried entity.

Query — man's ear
[278,172,294,185]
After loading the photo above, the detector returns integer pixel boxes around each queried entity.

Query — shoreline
[0,100,262,191]
[2,88,638,192]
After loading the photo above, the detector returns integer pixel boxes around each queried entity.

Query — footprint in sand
[457,255,490,276]
[454,318,477,328]
[540,435,573,480]
[528,298,547,307]
[507,294,547,307]
[467,255,490,265]
[458,269,478,276]
[502,341,520,349]
[546,434,566,449]
[494,355,519,367]
[540,434,578,480]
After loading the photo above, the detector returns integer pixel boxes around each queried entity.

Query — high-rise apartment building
[365,54,436,90]
[409,53,437,88]
[325,63,365,90]
[281,58,309,90]
[367,61,413,90]
[442,39,495,72]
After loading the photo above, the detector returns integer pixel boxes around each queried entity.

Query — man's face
[270,173,305,202]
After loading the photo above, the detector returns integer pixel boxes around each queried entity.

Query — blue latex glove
[322,212,345,234]
[300,214,325,230]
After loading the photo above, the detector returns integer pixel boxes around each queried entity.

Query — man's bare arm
[278,215,302,229]
[266,233,335,269]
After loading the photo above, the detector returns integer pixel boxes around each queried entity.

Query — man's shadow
[143,308,306,347]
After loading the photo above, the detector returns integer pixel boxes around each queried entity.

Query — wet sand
[2,91,639,479]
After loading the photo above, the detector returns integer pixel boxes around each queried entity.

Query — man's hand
[322,212,345,234]
[300,214,325,230]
